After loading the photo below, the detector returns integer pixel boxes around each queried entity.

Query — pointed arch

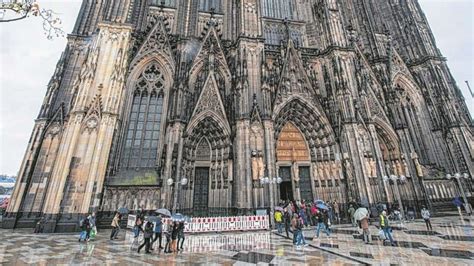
[276,122,310,162]
[272,95,335,146]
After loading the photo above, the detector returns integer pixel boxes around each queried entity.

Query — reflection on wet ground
[0,213,472,265]
[0,229,356,265]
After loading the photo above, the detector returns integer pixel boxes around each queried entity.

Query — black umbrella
[118,207,129,214]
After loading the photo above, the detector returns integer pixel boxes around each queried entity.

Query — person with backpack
[421,206,432,231]
[78,216,91,242]
[137,221,153,254]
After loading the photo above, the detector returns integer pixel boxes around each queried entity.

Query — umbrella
[316,203,328,210]
[275,206,284,212]
[354,207,369,221]
[146,216,160,223]
[314,199,325,205]
[171,213,185,222]
[117,207,129,214]
[155,208,171,217]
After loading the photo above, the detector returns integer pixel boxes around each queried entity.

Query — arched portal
[273,97,345,205]
[180,116,231,216]
[276,122,311,202]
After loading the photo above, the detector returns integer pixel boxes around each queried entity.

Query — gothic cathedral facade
[4,0,474,232]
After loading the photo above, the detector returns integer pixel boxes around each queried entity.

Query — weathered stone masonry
[4,0,473,232]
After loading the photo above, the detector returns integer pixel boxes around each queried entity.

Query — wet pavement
[0,212,472,265]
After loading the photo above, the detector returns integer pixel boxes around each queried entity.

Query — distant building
[4,0,473,232]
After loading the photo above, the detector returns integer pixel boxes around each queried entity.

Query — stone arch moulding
[272,95,336,145]
[127,54,175,91]
[185,110,231,137]
[392,73,424,105]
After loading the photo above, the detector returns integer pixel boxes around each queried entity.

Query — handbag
[378,229,386,240]
[90,227,97,239]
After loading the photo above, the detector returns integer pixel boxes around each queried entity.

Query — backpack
[311,206,317,216]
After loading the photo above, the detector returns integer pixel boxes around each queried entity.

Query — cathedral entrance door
[193,167,209,217]
[279,166,293,201]
[299,166,312,202]
[280,181,293,201]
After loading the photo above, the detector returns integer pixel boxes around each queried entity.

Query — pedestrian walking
[164,220,173,253]
[292,213,306,249]
[171,221,179,252]
[348,205,356,227]
[360,214,370,244]
[78,215,91,242]
[137,221,153,254]
[315,210,330,238]
[274,210,283,233]
[379,210,395,246]
[421,206,432,231]
[283,209,291,239]
[291,213,299,245]
[177,221,185,251]
[299,206,308,227]
[134,214,144,238]
[110,212,121,240]
[333,201,340,224]
[453,196,464,218]
[152,215,164,249]
[34,216,46,233]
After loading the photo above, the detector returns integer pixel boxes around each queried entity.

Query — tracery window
[199,0,222,13]
[149,0,175,7]
[264,24,303,46]
[261,0,294,20]
[121,63,165,169]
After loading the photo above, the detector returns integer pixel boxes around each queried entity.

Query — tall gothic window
[261,0,294,20]
[121,63,165,169]
[149,0,176,7]
[199,0,222,13]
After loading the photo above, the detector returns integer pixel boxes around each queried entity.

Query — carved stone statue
[292,162,299,181]
[369,158,377,177]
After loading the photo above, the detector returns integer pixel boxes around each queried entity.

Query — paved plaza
[0,213,473,265]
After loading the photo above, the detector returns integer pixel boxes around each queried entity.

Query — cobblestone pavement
[283,212,473,265]
[0,213,472,265]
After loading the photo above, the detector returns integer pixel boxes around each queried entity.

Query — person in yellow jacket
[379,210,395,246]
[274,210,283,233]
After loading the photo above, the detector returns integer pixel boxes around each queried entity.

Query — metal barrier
[126,215,269,233]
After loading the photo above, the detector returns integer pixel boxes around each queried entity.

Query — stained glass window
[121,63,165,169]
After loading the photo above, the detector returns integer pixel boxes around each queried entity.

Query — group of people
[274,199,437,248]
[274,200,335,249]
[132,213,186,254]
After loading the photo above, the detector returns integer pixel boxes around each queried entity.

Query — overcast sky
[0,0,473,176]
